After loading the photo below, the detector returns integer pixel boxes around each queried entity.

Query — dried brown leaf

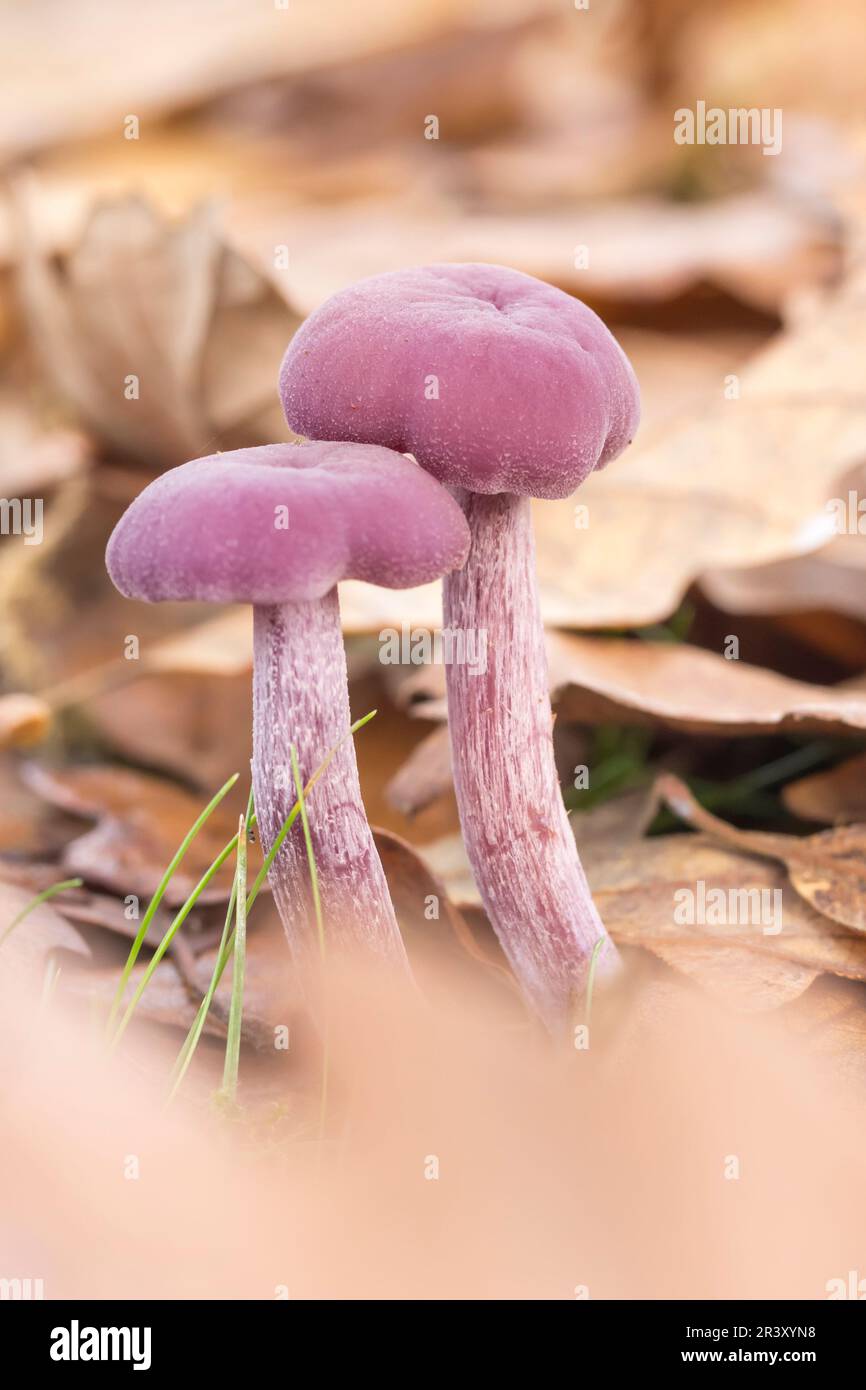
[63,959,225,1039]
[384,724,452,818]
[17,194,299,468]
[658,773,866,935]
[0,694,51,748]
[397,633,866,738]
[552,635,866,737]
[0,392,92,495]
[0,877,90,991]
[21,763,255,905]
[420,816,866,987]
[276,192,835,318]
[648,942,819,1013]
[0,0,480,161]
[782,753,866,826]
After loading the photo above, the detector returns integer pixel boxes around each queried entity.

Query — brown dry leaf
[0,859,215,953]
[0,392,92,495]
[782,754,866,826]
[16,194,298,468]
[703,548,866,625]
[146,609,252,678]
[418,824,829,1011]
[21,763,255,905]
[528,233,866,628]
[552,634,866,736]
[589,832,866,985]
[63,959,225,1039]
[0,0,485,162]
[90,670,254,791]
[373,824,508,979]
[780,975,866,1083]
[657,773,866,935]
[648,942,819,1013]
[420,820,866,987]
[594,835,838,955]
[569,787,661,858]
[396,632,866,738]
[0,694,51,749]
[0,878,90,992]
[420,832,481,912]
[385,725,452,818]
[268,191,836,318]
[0,475,188,691]
[0,756,84,857]
[179,902,298,1050]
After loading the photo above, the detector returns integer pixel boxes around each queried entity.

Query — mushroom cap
[106,441,471,605]
[279,262,640,500]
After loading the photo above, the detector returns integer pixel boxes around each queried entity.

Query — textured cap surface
[106,441,471,604]
[279,262,640,500]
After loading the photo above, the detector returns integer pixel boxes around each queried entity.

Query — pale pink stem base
[252,590,408,971]
[443,490,619,1030]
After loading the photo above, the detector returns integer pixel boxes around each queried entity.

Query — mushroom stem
[442,490,619,1030]
[252,590,408,970]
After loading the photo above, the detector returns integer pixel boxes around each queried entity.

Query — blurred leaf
[783,752,866,825]
[658,772,866,934]
[0,877,89,993]
[17,194,299,468]
[21,762,256,905]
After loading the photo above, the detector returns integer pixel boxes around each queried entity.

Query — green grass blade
[106,772,239,1035]
[0,878,83,951]
[109,815,245,1049]
[584,935,606,1029]
[219,814,249,1104]
[167,710,376,1099]
[39,957,62,1014]
[290,745,324,960]
[168,878,238,1101]
[291,744,329,1141]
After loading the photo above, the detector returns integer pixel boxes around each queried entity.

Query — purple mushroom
[106,441,471,971]
[279,263,640,1029]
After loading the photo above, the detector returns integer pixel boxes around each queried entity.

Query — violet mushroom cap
[106,440,471,603]
[279,264,640,1030]
[106,440,471,972]
[279,262,639,499]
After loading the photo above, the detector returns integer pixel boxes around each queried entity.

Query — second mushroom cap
[106,440,471,605]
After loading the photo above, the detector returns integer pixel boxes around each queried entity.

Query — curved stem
[252,590,408,971]
[442,490,618,1031]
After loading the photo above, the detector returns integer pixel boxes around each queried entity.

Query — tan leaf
[0,878,90,992]
[21,763,255,905]
[384,725,452,818]
[648,943,819,1013]
[417,824,838,1010]
[0,694,51,749]
[657,774,866,935]
[551,635,866,737]
[703,548,866,624]
[395,632,866,738]
[64,959,226,1039]
[588,832,866,984]
[0,392,92,495]
[783,753,866,826]
[16,194,299,468]
[275,192,836,318]
[419,819,866,986]
[0,0,482,162]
